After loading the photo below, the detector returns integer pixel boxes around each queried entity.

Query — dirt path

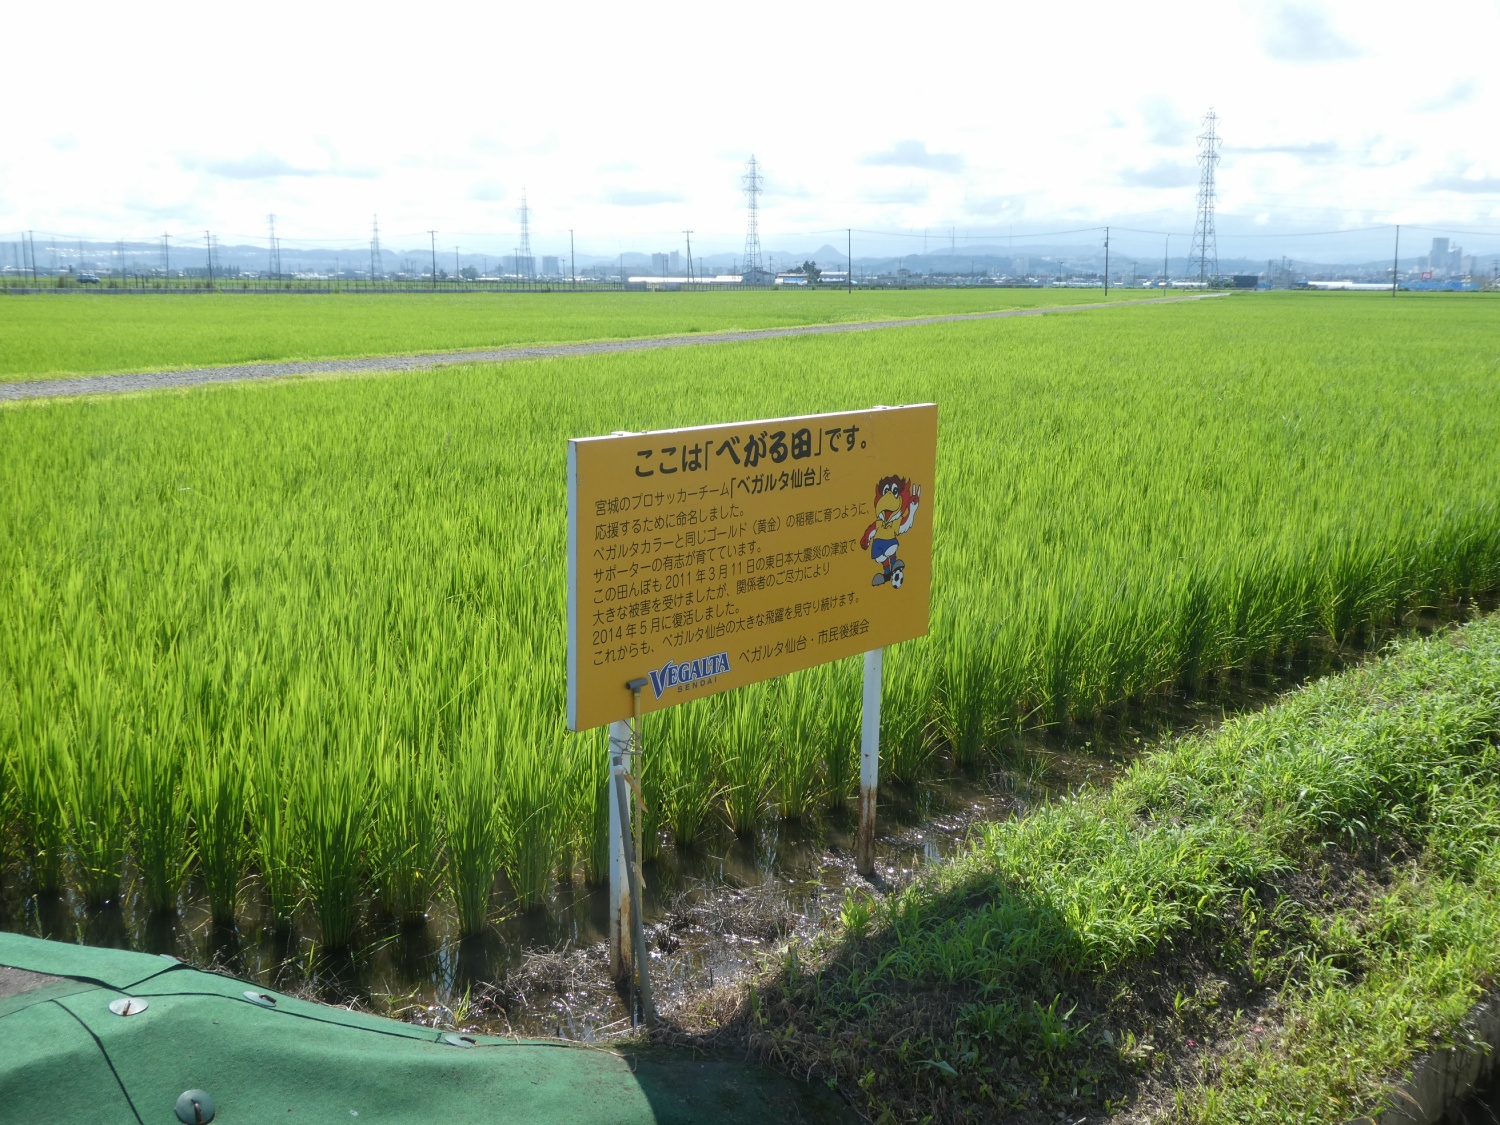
[0,293,1224,402]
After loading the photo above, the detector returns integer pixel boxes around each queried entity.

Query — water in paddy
[0,611,1484,1041]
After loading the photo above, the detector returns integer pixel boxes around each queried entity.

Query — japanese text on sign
[566,405,937,731]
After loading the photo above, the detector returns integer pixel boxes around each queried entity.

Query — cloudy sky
[3,0,1496,263]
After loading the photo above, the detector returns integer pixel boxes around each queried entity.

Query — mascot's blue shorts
[870,537,898,561]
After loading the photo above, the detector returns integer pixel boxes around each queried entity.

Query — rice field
[0,287,1153,382]
[1,292,1497,951]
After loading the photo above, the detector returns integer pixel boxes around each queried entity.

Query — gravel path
[1,293,1223,402]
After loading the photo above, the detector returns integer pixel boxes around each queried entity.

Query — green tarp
[0,932,850,1124]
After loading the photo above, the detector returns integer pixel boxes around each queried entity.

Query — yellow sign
[567,404,937,731]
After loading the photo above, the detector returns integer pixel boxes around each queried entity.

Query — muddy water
[0,617,1479,1041]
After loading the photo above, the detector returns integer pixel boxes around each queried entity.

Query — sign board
[567,404,937,731]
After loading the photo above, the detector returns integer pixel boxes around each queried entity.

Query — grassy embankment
[702,618,1500,1124]
[0,287,1158,382]
[0,293,1497,951]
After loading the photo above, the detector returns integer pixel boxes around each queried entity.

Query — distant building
[541,255,560,275]
[650,253,670,275]
[1429,237,1463,277]
[740,267,775,287]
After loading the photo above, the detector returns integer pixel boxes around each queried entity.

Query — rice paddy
[0,287,1152,382]
[1,291,1497,960]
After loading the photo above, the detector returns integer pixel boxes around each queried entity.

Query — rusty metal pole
[607,720,632,980]
[856,647,883,876]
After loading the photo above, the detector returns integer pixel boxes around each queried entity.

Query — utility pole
[428,231,438,289]
[847,228,852,293]
[455,246,461,280]
[1391,224,1400,298]
[683,230,693,285]
[1104,227,1110,295]
[163,233,170,284]
[570,229,575,290]
[204,231,214,286]
[1163,235,1169,287]
[268,215,277,280]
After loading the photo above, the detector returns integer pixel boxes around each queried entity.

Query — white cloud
[1261,3,1362,62]
[0,0,1496,261]
[860,141,964,174]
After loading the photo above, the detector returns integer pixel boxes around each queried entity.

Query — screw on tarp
[174,1089,215,1123]
[243,990,278,1007]
[442,1033,478,1048]
[108,997,148,1016]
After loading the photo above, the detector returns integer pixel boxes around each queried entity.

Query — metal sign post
[856,647,883,876]
[606,720,632,980]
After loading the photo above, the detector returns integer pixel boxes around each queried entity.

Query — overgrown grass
[0,287,1149,381]
[1,293,1498,951]
[704,617,1500,1123]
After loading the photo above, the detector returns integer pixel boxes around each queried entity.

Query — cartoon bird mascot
[860,475,921,588]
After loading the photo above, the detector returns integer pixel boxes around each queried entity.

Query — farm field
[1,292,1498,963]
[0,286,1160,382]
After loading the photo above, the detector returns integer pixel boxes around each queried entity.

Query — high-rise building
[651,253,669,274]
[1429,237,1450,274]
[541,255,560,275]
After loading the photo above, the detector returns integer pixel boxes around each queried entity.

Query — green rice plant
[61,683,130,906]
[246,715,301,929]
[128,709,192,913]
[296,737,370,950]
[820,659,862,809]
[769,670,828,820]
[444,738,503,935]
[881,639,940,783]
[935,605,1000,766]
[497,715,563,909]
[656,697,718,846]
[189,728,249,925]
[581,731,612,885]
[716,684,771,836]
[369,734,442,924]
[9,700,69,896]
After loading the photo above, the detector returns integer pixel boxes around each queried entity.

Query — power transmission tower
[370,215,382,281]
[741,155,764,273]
[518,190,534,281]
[1188,108,1220,284]
[268,215,278,280]
[683,230,693,284]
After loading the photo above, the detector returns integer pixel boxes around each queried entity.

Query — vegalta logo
[648,653,731,700]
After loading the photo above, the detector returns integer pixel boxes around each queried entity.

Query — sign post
[857,647,883,875]
[568,405,937,1000]
[605,720,632,980]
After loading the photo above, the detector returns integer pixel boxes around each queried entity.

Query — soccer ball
[890,567,905,589]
